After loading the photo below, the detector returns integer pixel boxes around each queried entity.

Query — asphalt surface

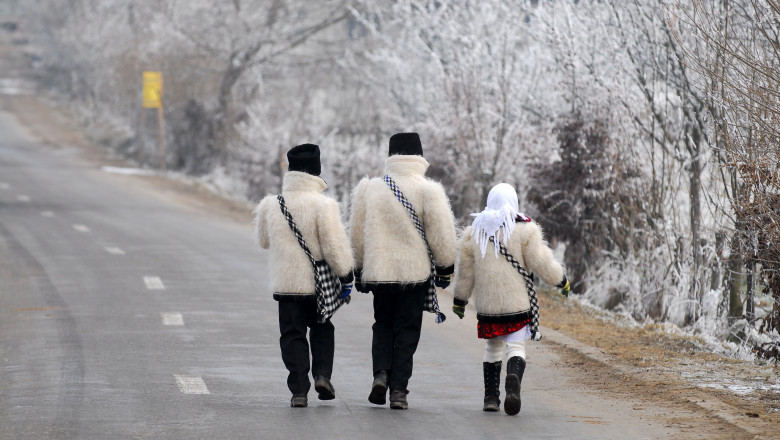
[0,99,682,438]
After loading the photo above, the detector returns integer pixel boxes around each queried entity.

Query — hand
[560,279,570,298]
[434,273,451,289]
[452,304,465,319]
[353,268,365,293]
[339,283,353,299]
[355,280,366,293]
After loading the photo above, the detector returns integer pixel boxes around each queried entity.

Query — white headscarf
[471,183,525,258]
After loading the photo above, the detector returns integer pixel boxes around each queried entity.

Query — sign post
[142,71,165,169]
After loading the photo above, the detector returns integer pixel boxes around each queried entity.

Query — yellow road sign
[142,71,163,108]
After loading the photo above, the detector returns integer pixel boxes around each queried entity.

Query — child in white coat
[452,183,570,415]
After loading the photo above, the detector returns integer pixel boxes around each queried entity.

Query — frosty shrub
[528,112,647,296]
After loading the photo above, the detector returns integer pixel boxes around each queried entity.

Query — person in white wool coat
[254,144,354,408]
[350,133,457,410]
[452,183,570,416]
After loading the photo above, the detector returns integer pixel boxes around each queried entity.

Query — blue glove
[339,283,353,299]
[433,273,451,289]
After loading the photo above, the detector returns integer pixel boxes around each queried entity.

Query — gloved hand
[452,304,465,319]
[434,273,451,289]
[352,268,366,293]
[559,278,571,298]
[339,283,353,299]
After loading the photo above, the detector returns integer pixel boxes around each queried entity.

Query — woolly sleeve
[422,181,457,274]
[348,179,368,272]
[317,198,354,279]
[253,197,271,249]
[522,223,564,286]
[453,228,475,303]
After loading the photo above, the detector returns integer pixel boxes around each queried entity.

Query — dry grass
[540,289,779,439]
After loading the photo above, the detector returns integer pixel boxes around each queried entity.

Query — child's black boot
[483,361,502,411]
[504,356,525,416]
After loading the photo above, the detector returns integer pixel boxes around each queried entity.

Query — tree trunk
[746,260,755,324]
[726,228,744,318]
[711,232,724,293]
[214,58,246,165]
[687,125,703,324]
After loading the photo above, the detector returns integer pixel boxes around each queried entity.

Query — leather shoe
[368,371,388,405]
[290,394,307,407]
[314,376,336,400]
[389,389,409,410]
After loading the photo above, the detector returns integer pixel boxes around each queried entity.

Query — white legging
[483,338,526,363]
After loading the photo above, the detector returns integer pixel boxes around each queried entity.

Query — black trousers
[371,284,426,391]
[278,297,334,396]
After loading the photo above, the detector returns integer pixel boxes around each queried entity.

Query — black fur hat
[287,143,321,176]
[388,132,423,157]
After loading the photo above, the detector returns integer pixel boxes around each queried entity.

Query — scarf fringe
[471,207,517,258]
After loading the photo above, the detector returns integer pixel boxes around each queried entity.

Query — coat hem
[476,310,533,323]
[362,279,430,294]
[273,292,316,302]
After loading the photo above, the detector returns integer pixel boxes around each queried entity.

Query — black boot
[368,370,388,405]
[504,356,525,416]
[314,376,335,400]
[290,394,308,408]
[389,389,409,410]
[483,361,502,412]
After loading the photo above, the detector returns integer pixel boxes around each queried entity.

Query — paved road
[0,104,678,439]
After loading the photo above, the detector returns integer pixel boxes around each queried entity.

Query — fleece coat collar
[282,171,327,193]
[384,155,430,177]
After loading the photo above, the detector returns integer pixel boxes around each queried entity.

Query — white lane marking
[72,224,90,233]
[144,276,165,290]
[104,247,126,255]
[101,166,157,176]
[174,375,210,394]
[0,183,9,189]
[40,211,54,217]
[17,195,30,202]
[161,312,184,326]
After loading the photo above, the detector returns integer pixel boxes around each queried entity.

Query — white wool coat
[350,155,457,286]
[254,171,353,296]
[453,222,564,317]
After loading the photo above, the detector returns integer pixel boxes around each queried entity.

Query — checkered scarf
[488,236,542,341]
[383,175,445,323]
[277,195,350,323]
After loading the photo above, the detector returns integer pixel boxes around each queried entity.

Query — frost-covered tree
[166,0,352,160]
[18,0,358,184]
[538,0,734,327]
[669,0,780,335]
[348,0,559,217]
